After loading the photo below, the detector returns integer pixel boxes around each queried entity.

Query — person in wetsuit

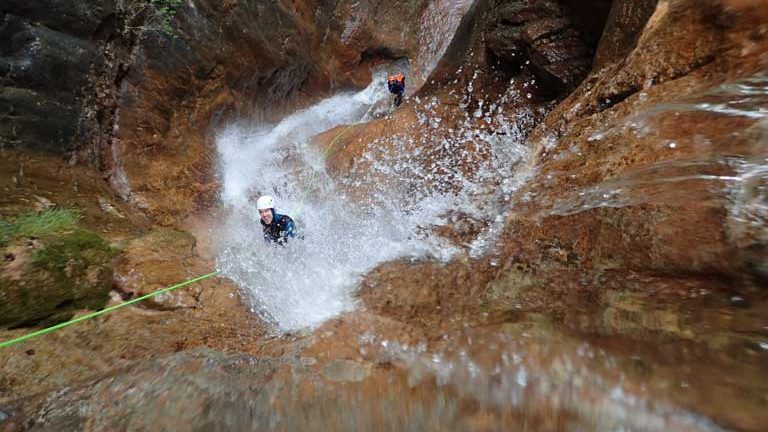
[256,195,297,245]
[387,73,406,107]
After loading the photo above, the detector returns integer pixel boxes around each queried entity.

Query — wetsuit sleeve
[284,217,296,238]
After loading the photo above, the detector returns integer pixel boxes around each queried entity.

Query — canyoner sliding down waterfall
[214,74,436,331]
[256,195,298,245]
[387,72,406,107]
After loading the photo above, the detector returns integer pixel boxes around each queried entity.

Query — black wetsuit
[261,209,297,244]
[387,77,405,106]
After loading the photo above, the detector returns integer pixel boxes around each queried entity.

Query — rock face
[592,0,658,68]
[317,0,607,209]
[320,2,768,429]
[0,0,120,154]
[1,1,767,430]
[500,0,768,278]
[113,228,204,310]
[2,0,442,225]
[108,0,438,224]
[484,0,598,92]
[0,230,114,328]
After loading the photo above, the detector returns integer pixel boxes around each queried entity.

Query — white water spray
[215,75,450,331]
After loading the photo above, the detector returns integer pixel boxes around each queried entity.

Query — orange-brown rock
[499,0,768,278]
[0,148,261,406]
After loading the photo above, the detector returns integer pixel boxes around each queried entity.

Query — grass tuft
[0,209,82,245]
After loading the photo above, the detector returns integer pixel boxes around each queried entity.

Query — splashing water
[215,67,536,331]
[550,75,768,228]
[359,330,725,432]
[215,74,469,331]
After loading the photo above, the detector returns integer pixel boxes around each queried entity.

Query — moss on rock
[0,229,115,328]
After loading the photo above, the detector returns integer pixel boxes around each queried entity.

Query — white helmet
[256,195,275,210]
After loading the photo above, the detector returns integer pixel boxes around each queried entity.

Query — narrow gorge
[1,0,766,430]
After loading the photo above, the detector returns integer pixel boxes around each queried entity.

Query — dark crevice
[54,298,74,310]
[597,86,640,111]
[359,46,407,64]
[92,13,118,40]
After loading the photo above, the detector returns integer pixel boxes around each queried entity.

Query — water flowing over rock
[1,0,768,431]
[501,0,768,278]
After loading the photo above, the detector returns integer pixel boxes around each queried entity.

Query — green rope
[0,270,220,349]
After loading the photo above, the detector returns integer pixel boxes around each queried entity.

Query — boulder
[0,229,114,328]
[113,228,201,310]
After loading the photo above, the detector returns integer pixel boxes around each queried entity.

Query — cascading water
[216,75,400,331]
[550,74,768,218]
[214,67,534,331]
[215,73,476,331]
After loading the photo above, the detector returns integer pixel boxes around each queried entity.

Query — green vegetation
[0,210,115,328]
[0,208,81,246]
[32,229,115,270]
[119,0,184,36]
[0,219,13,246]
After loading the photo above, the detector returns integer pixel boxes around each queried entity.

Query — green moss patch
[0,211,116,328]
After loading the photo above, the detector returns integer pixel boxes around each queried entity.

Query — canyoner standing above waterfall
[387,73,406,107]
[257,195,297,245]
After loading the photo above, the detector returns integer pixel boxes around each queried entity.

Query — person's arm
[284,218,297,238]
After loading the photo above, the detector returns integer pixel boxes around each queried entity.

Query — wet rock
[498,0,768,277]
[3,348,283,431]
[592,0,658,68]
[0,230,114,328]
[323,359,371,382]
[113,228,201,310]
[729,295,750,308]
[0,0,116,37]
[0,12,102,153]
[109,0,436,224]
[600,290,692,338]
[430,211,490,249]
[4,0,439,225]
[484,0,595,91]
[358,258,498,331]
